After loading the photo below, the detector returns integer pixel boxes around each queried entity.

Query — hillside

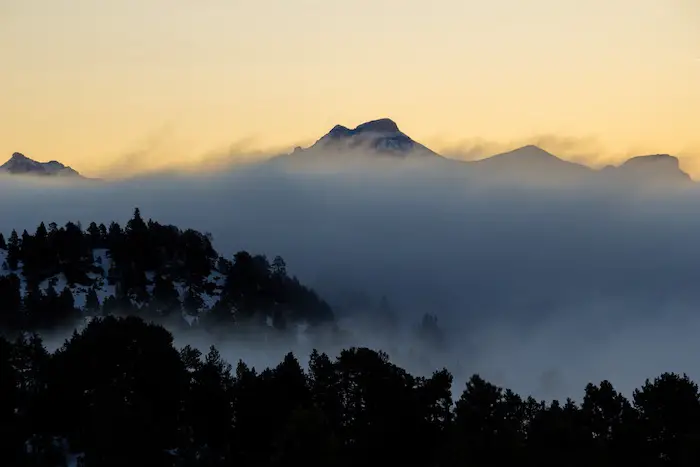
[0,209,334,334]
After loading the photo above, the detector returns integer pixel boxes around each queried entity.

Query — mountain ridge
[3,120,693,184]
[276,119,692,185]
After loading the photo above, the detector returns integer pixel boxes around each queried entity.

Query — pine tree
[87,222,102,249]
[151,276,180,317]
[57,287,78,324]
[23,283,44,329]
[32,222,49,275]
[98,223,108,244]
[85,288,100,315]
[271,255,287,277]
[108,221,123,247]
[34,222,47,243]
[126,207,147,235]
[44,284,58,303]
[6,230,20,270]
[0,274,23,330]
[102,295,119,315]
[183,286,204,316]
[0,233,6,250]
[20,230,31,253]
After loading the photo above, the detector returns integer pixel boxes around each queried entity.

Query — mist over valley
[2,118,700,401]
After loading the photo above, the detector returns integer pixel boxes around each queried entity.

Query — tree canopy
[1,316,699,466]
[0,208,334,335]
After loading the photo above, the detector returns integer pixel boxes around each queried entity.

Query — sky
[1,0,699,177]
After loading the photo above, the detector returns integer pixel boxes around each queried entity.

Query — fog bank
[4,159,700,401]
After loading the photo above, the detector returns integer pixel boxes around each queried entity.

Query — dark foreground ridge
[2,315,700,466]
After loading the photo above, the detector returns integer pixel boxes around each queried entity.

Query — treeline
[2,315,699,467]
[0,209,333,333]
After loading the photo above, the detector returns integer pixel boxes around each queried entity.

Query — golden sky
[1,0,699,177]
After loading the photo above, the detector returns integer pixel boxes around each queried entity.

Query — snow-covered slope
[267,118,446,171]
[311,118,439,157]
[0,246,309,336]
[0,247,227,322]
[0,152,83,177]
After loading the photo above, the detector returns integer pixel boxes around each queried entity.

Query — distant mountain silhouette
[269,118,442,169]
[271,118,693,187]
[468,145,593,184]
[6,120,694,187]
[313,118,438,156]
[601,154,692,186]
[0,152,83,178]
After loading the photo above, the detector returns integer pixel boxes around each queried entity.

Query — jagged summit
[319,118,403,143]
[355,118,400,134]
[328,124,351,137]
[0,152,82,178]
[324,118,401,140]
[305,118,439,158]
[265,118,441,170]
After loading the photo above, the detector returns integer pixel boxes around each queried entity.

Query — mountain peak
[507,145,556,158]
[354,118,400,134]
[11,152,29,160]
[322,118,401,141]
[303,118,438,159]
[610,154,691,184]
[327,124,352,139]
[481,145,563,164]
[1,152,82,178]
[469,144,592,184]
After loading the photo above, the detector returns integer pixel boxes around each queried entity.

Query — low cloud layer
[3,157,700,401]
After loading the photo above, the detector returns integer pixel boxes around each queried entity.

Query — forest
[0,208,334,334]
[3,315,700,466]
[2,209,700,466]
